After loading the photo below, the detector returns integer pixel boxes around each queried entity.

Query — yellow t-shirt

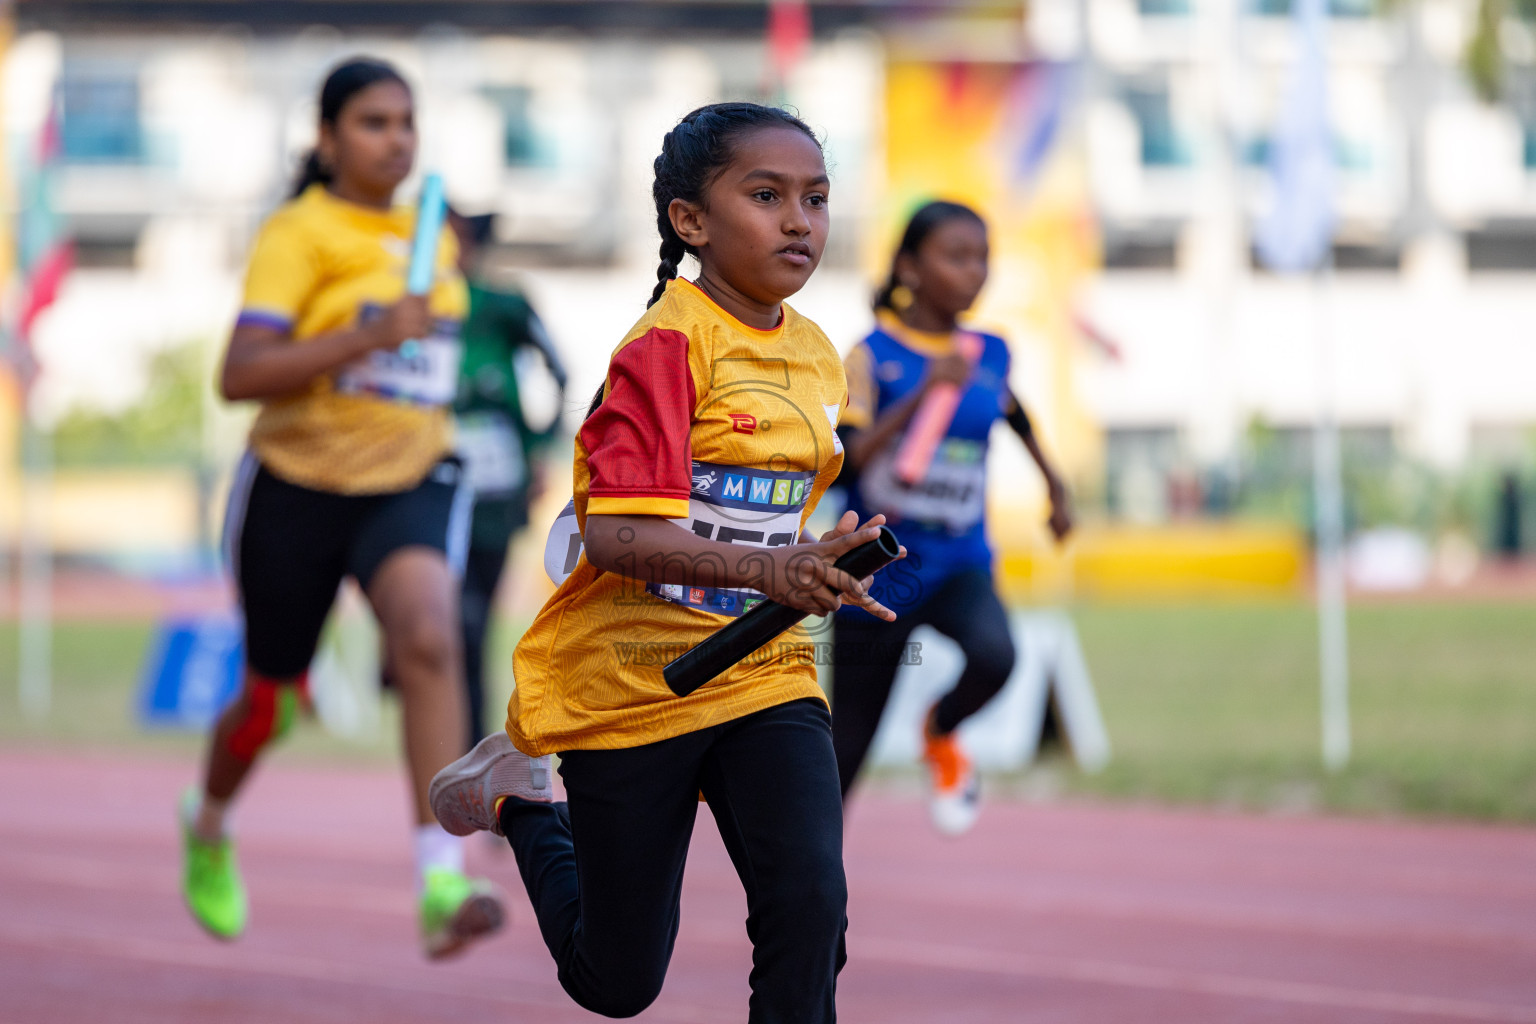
[507,278,849,755]
[237,184,468,495]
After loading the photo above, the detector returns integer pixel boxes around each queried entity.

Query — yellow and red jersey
[237,184,468,495]
[508,278,848,755]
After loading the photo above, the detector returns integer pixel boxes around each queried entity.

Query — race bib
[335,309,462,407]
[456,410,525,495]
[647,461,814,618]
[544,500,584,586]
[538,462,816,616]
[861,437,986,535]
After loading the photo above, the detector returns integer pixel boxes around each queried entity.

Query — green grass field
[3,598,1533,822]
[0,620,407,764]
[1062,600,1536,821]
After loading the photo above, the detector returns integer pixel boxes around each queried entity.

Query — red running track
[2,749,1533,1024]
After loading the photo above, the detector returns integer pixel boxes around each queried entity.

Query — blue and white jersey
[840,317,1012,616]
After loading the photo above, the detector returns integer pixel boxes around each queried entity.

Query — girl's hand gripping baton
[661,527,902,698]
[892,331,984,486]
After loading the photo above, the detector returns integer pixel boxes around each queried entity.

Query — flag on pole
[766,0,811,95]
[11,88,70,725]
[1254,0,1333,273]
[7,90,73,393]
[1255,0,1351,770]
[1007,62,1074,189]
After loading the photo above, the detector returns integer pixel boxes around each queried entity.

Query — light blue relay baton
[401,172,447,357]
[408,171,447,294]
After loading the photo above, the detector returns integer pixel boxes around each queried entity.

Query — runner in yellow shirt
[430,102,898,1023]
[179,58,502,959]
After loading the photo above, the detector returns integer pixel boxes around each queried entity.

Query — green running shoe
[179,788,247,940]
[419,867,504,960]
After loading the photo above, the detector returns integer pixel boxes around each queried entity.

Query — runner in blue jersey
[833,200,1073,835]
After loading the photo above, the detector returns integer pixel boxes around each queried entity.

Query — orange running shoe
[922,712,980,836]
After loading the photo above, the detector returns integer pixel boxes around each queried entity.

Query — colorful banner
[880,59,1103,480]
[9,88,73,396]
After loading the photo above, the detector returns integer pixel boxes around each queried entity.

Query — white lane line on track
[0,822,410,867]
[849,934,1536,1023]
[0,852,417,916]
[11,844,1535,960]
[0,924,723,1024]
[849,869,1536,954]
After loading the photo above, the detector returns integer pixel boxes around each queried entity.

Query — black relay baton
[662,526,901,698]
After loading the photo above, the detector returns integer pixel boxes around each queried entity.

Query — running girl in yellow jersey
[429,102,898,1022]
[180,58,502,959]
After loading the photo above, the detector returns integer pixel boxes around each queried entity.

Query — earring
[890,284,913,309]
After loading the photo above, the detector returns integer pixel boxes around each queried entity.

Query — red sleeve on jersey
[581,327,697,506]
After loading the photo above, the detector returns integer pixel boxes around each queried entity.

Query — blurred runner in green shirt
[449,211,567,747]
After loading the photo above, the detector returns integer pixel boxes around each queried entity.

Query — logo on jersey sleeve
[729,413,757,435]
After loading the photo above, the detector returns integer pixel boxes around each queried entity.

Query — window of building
[481,85,549,168]
[1242,133,1373,166]
[1249,0,1375,16]
[1466,228,1536,270]
[1124,84,1193,167]
[60,65,145,166]
[1103,233,1180,269]
[1138,0,1192,15]
[71,234,139,269]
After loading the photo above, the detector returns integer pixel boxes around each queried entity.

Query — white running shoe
[923,721,981,837]
[429,731,553,837]
[929,776,982,836]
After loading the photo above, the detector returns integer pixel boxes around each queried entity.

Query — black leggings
[458,544,507,747]
[498,698,847,1023]
[832,567,1016,799]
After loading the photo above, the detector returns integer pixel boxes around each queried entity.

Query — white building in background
[1048,0,1536,519]
[5,11,886,442]
[7,0,1536,555]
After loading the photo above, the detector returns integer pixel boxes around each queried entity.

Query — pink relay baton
[892,331,984,485]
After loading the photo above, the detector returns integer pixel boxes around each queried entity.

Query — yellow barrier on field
[997,522,1308,601]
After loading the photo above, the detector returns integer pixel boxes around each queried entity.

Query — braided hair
[872,200,986,312]
[291,58,410,198]
[646,102,821,308]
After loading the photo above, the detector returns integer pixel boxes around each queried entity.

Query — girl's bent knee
[789,867,848,931]
[565,978,664,1019]
[391,618,454,677]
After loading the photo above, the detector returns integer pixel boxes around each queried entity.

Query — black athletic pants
[498,698,847,1022]
[458,545,507,746]
[831,567,1016,799]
